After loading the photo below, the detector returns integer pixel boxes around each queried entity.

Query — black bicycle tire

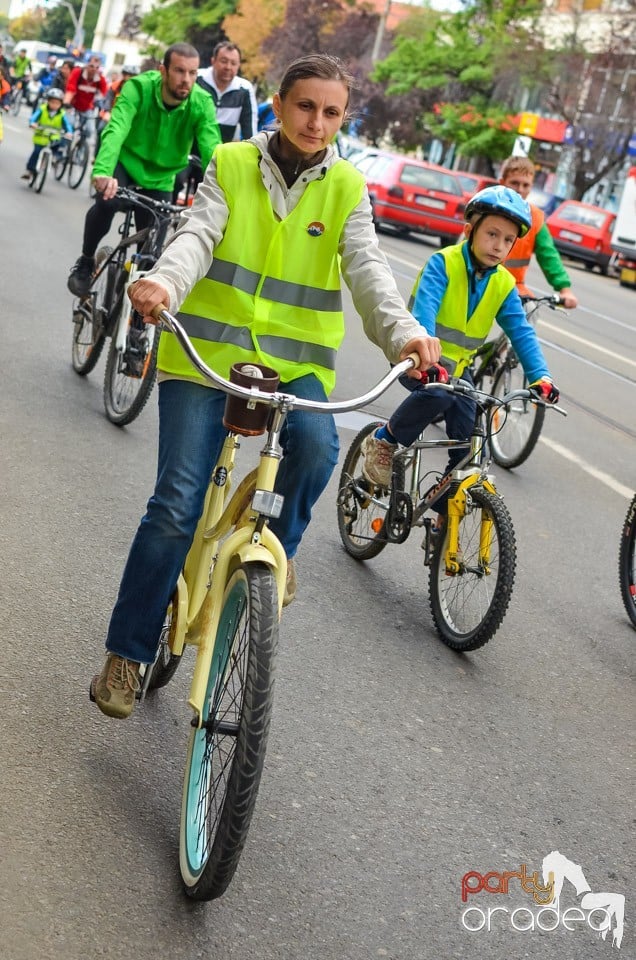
[68,140,89,189]
[11,87,22,116]
[33,151,49,193]
[103,319,160,426]
[429,486,516,651]
[70,245,112,376]
[618,494,636,629]
[337,420,404,561]
[488,362,545,469]
[180,562,278,901]
[53,148,68,180]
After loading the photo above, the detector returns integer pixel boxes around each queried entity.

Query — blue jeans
[389,371,476,508]
[106,375,339,663]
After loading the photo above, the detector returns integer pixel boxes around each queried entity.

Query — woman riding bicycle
[361,186,561,517]
[90,52,441,719]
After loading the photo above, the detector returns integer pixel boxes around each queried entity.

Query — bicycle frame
[148,308,417,726]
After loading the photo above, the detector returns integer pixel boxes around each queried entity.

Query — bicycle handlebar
[520,293,564,307]
[428,379,567,416]
[151,305,418,413]
[115,187,183,217]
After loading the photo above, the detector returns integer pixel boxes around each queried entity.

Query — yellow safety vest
[411,243,515,377]
[33,104,64,145]
[158,142,366,394]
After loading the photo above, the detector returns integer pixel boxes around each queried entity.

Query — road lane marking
[538,319,636,368]
[539,436,633,498]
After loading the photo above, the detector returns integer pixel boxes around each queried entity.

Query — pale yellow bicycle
[138,307,419,901]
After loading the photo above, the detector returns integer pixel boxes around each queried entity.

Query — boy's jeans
[389,370,477,504]
[106,375,339,664]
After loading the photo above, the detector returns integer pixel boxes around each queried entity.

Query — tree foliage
[222,0,286,89]
[142,0,237,61]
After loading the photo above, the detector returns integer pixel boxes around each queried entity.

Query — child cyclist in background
[499,155,578,309]
[361,186,560,512]
[21,87,72,181]
[89,52,441,719]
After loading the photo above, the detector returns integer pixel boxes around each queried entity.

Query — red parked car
[359,151,466,244]
[546,200,617,275]
[454,170,498,200]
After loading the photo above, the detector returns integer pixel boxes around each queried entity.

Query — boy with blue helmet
[21,87,72,182]
[362,185,560,492]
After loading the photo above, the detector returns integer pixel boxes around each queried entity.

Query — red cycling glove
[529,377,559,404]
[419,363,450,384]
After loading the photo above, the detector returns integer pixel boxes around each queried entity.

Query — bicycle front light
[252,490,284,519]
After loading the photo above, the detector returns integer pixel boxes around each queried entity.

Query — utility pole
[54,0,90,49]
[371,0,391,63]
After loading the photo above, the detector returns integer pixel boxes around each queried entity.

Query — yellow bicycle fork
[444,476,497,575]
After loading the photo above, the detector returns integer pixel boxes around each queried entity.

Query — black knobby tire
[180,562,278,901]
[146,599,182,690]
[68,140,89,189]
[103,314,160,426]
[33,150,49,194]
[618,494,636,629]
[488,360,545,469]
[337,421,404,561]
[70,245,111,375]
[429,486,516,651]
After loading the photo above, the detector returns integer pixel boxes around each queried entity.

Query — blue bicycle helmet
[465,185,532,237]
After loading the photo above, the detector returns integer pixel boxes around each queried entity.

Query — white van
[10,40,70,72]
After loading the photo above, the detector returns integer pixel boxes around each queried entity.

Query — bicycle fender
[170,573,188,657]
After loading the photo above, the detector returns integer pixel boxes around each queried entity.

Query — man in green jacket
[68,42,221,297]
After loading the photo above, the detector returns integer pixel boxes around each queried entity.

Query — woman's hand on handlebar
[557,288,578,309]
[92,175,118,201]
[128,278,171,325]
[399,334,442,379]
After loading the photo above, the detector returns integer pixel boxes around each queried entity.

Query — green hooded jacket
[92,70,220,190]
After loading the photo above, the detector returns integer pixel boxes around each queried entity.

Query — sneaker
[361,430,395,487]
[283,558,297,607]
[67,255,95,297]
[90,653,141,719]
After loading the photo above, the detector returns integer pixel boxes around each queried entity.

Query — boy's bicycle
[469,293,564,469]
[618,493,636,629]
[53,109,94,188]
[336,379,566,651]
[122,306,420,900]
[71,188,182,425]
[27,127,72,194]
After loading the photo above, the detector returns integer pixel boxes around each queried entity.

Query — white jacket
[148,132,424,365]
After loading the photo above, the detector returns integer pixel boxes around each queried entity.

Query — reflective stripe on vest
[158,142,365,394]
[412,243,515,377]
[503,204,544,286]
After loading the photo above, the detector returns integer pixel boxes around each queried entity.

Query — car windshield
[400,164,461,195]
[558,204,607,230]
[457,174,478,192]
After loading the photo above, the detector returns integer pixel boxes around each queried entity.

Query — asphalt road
[1,112,634,960]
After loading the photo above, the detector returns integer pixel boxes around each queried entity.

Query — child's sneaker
[361,430,394,487]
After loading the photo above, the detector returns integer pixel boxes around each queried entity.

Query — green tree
[43,0,99,49]
[9,7,48,40]
[142,0,238,60]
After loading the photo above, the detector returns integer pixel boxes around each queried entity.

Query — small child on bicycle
[361,186,561,516]
[21,87,72,181]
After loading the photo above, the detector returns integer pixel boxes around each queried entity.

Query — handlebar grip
[150,303,169,322]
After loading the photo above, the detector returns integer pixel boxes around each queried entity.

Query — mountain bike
[131,307,419,900]
[479,294,564,469]
[336,379,566,651]
[27,127,71,194]
[62,109,95,189]
[618,493,636,629]
[71,188,182,425]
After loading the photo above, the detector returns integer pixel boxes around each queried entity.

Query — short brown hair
[163,43,199,70]
[500,156,535,181]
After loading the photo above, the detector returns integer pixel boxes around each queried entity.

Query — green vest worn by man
[32,103,65,145]
[410,243,515,377]
[158,141,366,395]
